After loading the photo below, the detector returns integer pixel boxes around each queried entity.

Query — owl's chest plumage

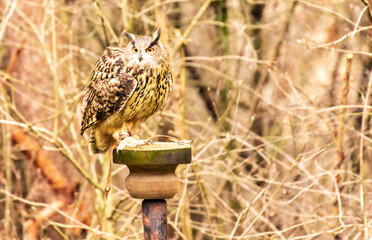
[119,65,171,122]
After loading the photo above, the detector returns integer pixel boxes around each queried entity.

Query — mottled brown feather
[80,49,137,135]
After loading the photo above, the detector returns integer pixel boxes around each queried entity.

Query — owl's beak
[138,51,143,62]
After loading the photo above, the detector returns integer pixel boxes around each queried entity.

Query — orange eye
[146,47,154,53]
[133,47,138,53]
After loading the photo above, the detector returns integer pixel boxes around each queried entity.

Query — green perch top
[113,142,192,166]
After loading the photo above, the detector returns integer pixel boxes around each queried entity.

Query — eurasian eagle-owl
[81,28,172,153]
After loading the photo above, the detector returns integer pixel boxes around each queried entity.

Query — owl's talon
[177,139,192,144]
[119,132,129,140]
[146,140,154,145]
[116,137,149,150]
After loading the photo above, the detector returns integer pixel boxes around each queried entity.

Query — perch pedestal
[113,142,192,240]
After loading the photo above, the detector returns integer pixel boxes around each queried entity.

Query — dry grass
[0,0,372,239]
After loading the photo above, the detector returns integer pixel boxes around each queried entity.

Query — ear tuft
[150,28,161,46]
[125,32,136,44]
[153,28,161,40]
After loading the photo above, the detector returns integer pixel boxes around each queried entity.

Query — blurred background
[0,0,372,239]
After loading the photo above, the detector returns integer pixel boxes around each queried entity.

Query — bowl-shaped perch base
[113,142,191,199]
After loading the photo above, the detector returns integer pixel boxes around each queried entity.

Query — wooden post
[113,142,192,240]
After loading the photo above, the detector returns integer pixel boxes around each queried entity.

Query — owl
[81,28,172,153]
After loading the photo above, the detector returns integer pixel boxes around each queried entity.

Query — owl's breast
[121,66,171,122]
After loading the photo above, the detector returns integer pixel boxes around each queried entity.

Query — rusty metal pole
[142,199,167,240]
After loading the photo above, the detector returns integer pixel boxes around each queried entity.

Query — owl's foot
[116,137,151,150]
[113,130,130,142]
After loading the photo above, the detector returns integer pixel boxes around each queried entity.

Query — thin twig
[0,0,17,43]
[359,70,372,240]
[171,0,213,57]
[335,54,352,168]
[361,0,372,22]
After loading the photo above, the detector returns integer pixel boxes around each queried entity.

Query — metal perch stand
[113,142,192,240]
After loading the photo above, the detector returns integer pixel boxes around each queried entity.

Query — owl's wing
[80,50,137,135]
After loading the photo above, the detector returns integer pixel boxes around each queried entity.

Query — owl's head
[124,28,168,69]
